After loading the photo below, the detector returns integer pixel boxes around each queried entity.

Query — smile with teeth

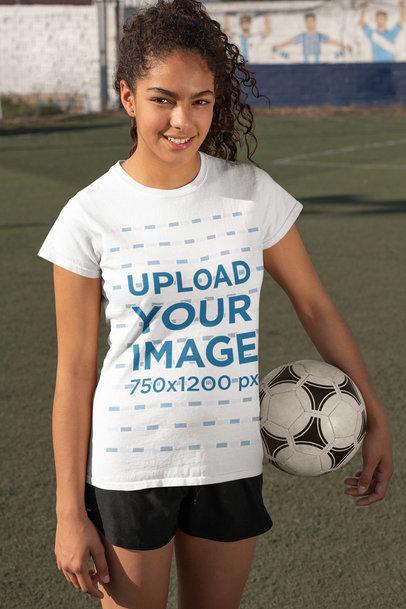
[164,135,193,143]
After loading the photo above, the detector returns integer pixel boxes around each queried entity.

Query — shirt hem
[85,465,264,490]
[37,249,101,278]
[262,200,303,250]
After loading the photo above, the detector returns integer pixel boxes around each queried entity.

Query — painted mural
[220,1,406,64]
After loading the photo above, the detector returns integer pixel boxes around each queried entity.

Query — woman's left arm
[263,224,395,507]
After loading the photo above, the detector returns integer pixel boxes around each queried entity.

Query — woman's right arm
[52,264,100,518]
[52,264,109,599]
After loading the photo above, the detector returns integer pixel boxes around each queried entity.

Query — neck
[121,147,201,190]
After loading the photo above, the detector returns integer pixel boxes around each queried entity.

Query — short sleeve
[37,197,101,278]
[254,167,303,250]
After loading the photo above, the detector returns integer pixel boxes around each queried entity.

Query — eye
[152,97,171,104]
[151,97,210,106]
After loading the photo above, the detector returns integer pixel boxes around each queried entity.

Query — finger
[343,477,360,486]
[343,471,362,482]
[355,487,385,506]
[356,475,390,505]
[89,568,104,587]
[76,569,104,599]
[357,465,377,494]
[90,570,102,588]
[344,471,374,487]
[63,570,81,591]
[344,484,371,496]
[92,544,110,585]
[344,475,377,495]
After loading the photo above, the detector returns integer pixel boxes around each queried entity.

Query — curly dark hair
[113,0,270,163]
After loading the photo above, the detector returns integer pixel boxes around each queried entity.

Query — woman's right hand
[55,512,110,600]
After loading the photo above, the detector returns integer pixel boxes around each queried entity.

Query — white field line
[272,137,406,166]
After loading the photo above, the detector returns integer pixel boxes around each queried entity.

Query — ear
[119,80,135,118]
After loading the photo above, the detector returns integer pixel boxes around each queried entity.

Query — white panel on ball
[260,359,367,477]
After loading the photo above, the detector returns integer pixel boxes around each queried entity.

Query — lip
[162,134,195,150]
[164,135,194,138]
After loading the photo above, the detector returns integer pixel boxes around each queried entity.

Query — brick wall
[0,4,118,112]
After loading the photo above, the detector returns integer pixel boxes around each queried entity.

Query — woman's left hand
[343,411,394,506]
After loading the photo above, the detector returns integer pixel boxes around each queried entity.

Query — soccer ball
[259,359,367,477]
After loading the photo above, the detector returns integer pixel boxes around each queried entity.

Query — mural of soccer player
[359,0,405,62]
[223,12,272,63]
[272,12,352,63]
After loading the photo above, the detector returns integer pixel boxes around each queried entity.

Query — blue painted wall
[244,63,406,106]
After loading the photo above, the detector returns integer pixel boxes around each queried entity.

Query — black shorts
[84,473,273,551]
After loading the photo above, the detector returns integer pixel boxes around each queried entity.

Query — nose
[169,103,194,132]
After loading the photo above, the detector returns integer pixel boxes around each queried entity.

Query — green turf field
[2,112,405,608]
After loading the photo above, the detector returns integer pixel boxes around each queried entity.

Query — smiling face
[120,50,215,170]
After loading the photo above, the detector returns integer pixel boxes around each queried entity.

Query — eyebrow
[146,87,215,98]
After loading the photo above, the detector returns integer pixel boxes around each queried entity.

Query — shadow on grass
[299,194,406,214]
[0,113,128,137]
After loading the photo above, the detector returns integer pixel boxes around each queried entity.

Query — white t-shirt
[37,150,303,490]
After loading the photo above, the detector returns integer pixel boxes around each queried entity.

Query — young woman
[37,1,394,607]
